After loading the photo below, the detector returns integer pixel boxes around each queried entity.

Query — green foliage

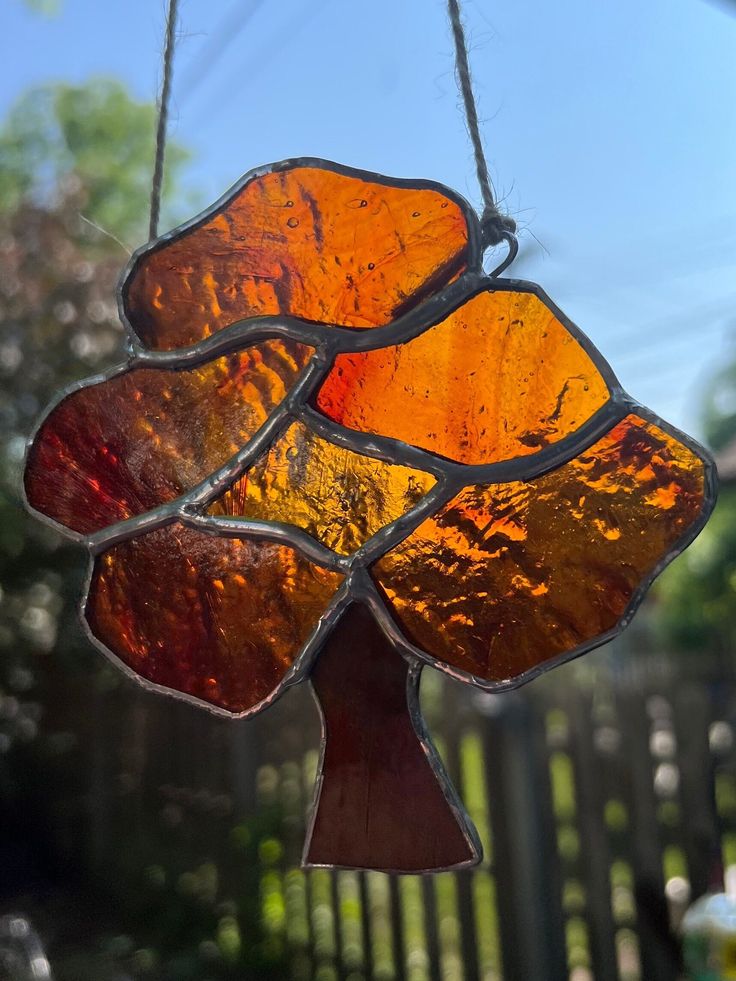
[655,338,736,655]
[31,807,290,980]
[0,79,190,242]
[0,188,128,776]
[21,0,61,13]
[0,77,286,979]
[656,487,736,654]
[0,74,195,794]
[95,810,289,981]
[702,356,736,452]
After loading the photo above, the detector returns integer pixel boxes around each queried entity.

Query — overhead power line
[177,0,268,102]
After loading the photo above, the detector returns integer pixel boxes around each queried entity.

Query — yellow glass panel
[373,415,705,682]
[316,289,611,465]
[208,420,436,555]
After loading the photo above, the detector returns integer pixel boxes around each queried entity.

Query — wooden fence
[43,631,736,981]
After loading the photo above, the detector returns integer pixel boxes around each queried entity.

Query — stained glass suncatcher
[24,159,716,873]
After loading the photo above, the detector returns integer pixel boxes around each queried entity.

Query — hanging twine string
[149,0,180,241]
[447,0,516,248]
[148,1,510,246]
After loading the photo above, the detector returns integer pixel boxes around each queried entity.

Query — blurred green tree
[19,0,61,14]
[703,358,736,455]
[655,342,736,656]
[0,78,190,738]
[0,78,189,243]
[0,79,289,981]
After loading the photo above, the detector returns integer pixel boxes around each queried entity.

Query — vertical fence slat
[567,691,619,981]
[421,875,442,981]
[528,696,569,981]
[454,869,479,981]
[616,686,678,981]
[331,871,345,980]
[77,651,736,981]
[443,708,480,981]
[389,875,407,981]
[482,692,568,981]
[673,683,721,899]
[358,872,374,981]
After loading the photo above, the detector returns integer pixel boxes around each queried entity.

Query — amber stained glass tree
[23,160,716,873]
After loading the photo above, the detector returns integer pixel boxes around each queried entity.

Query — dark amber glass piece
[373,415,706,682]
[86,522,344,714]
[315,288,610,465]
[208,420,436,555]
[306,605,476,872]
[124,165,471,349]
[25,339,312,534]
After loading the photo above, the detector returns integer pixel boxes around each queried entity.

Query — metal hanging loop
[488,231,519,278]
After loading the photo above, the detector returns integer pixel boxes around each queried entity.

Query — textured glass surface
[25,339,311,534]
[23,159,715,873]
[307,605,476,872]
[87,523,343,713]
[124,166,471,349]
[373,415,706,682]
[315,289,610,465]
[208,420,436,555]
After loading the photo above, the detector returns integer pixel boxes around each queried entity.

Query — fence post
[567,689,619,981]
[673,682,720,900]
[616,685,679,981]
[482,690,568,981]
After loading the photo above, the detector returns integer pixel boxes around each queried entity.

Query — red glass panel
[87,522,344,714]
[25,339,312,534]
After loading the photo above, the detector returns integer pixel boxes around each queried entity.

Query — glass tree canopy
[24,160,716,873]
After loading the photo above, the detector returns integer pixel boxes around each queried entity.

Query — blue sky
[4,0,736,438]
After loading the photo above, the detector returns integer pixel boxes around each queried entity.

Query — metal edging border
[117,156,485,350]
[21,158,720,874]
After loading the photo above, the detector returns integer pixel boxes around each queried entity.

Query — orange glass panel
[25,339,312,534]
[124,166,470,349]
[86,522,344,714]
[208,420,435,555]
[316,289,611,465]
[373,415,705,682]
